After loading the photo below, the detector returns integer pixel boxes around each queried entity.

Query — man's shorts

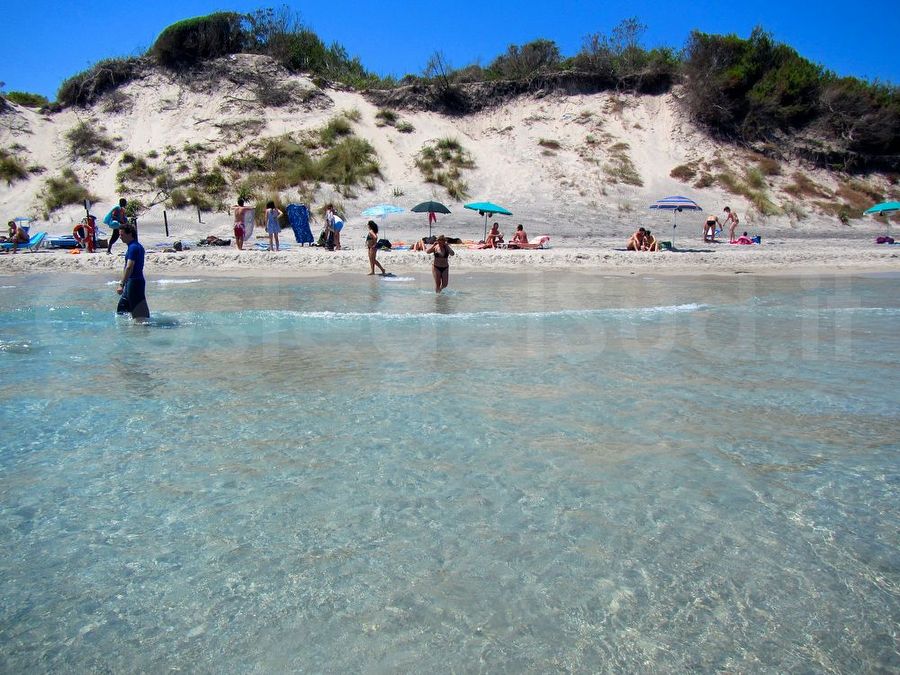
[117,278,149,319]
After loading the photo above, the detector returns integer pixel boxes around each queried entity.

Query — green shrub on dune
[152,12,245,69]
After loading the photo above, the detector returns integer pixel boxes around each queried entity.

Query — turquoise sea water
[0,270,898,672]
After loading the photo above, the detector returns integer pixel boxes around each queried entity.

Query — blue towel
[286,204,314,245]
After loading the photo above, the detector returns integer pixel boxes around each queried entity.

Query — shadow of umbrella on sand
[649,196,702,249]
[411,201,451,239]
[864,201,900,238]
[464,201,512,242]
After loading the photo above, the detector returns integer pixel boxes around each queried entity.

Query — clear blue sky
[3,0,898,100]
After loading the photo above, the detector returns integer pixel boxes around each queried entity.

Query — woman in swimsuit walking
[426,234,454,293]
[366,220,386,275]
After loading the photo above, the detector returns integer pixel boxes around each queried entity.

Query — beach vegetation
[317,137,380,193]
[682,27,900,171]
[670,164,697,182]
[415,137,475,199]
[783,171,830,199]
[603,142,642,186]
[574,19,679,92]
[4,91,49,108]
[538,138,561,150]
[693,172,716,189]
[341,108,362,123]
[781,200,806,222]
[395,121,415,134]
[41,169,97,213]
[0,149,29,186]
[101,90,133,114]
[57,57,143,108]
[65,120,117,160]
[717,169,781,216]
[755,156,782,176]
[375,109,399,127]
[487,39,561,80]
[317,116,353,147]
[152,12,245,69]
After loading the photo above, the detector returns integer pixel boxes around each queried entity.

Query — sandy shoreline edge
[1,238,897,279]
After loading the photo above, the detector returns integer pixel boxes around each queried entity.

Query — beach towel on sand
[242,208,255,239]
[286,204,314,245]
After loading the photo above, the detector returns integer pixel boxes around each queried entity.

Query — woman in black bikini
[426,234,454,293]
[366,220,386,275]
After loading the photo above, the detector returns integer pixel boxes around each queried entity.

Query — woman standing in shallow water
[426,234,454,293]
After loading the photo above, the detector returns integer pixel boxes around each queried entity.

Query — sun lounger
[507,235,550,249]
[1,231,46,252]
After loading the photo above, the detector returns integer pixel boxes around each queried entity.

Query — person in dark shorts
[115,223,149,322]
[105,197,129,254]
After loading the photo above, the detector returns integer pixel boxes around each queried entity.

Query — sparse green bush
[604,143,642,186]
[415,137,475,198]
[395,121,415,133]
[57,57,142,107]
[0,149,28,185]
[670,164,697,182]
[783,171,830,199]
[66,121,116,159]
[756,157,781,175]
[4,91,49,108]
[375,109,399,127]
[488,39,561,80]
[317,137,380,188]
[538,138,561,149]
[42,169,96,212]
[319,117,353,146]
[152,12,245,69]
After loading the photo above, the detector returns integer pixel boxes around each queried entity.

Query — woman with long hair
[425,234,454,293]
[366,220,386,275]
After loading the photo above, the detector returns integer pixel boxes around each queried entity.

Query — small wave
[380,276,416,282]
[214,303,708,324]
[0,285,16,289]
[154,279,202,285]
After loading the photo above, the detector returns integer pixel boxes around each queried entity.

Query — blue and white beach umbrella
[649,196,702,249]
[362,204,405,238]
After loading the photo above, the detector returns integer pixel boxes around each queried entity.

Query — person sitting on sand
[3,220,29,253]
[642,229,659,252]
[724,206,740,244]
[626,227,647,251]
[703,215,719,243]
[485,222,504,248]
[734,231,754,245]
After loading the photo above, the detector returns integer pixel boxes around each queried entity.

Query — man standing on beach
[115,223,149,322]
[233,197,251,250]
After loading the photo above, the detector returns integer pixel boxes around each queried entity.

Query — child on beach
[265,201,283,252]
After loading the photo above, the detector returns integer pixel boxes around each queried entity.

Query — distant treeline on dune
[5,8,899,172]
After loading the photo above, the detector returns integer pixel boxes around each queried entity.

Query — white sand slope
[1,54,897,278]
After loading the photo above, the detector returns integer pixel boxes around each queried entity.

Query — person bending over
[642,229,659,252]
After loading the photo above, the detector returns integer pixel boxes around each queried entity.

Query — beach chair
[1,231,46,253]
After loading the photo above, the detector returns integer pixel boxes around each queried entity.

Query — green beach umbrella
[411,200,451,239]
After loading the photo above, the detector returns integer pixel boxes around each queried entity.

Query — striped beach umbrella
[649,196,702,249]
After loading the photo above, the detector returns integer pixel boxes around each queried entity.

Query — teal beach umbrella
[864,201,900,237]
[464,201,512,241]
